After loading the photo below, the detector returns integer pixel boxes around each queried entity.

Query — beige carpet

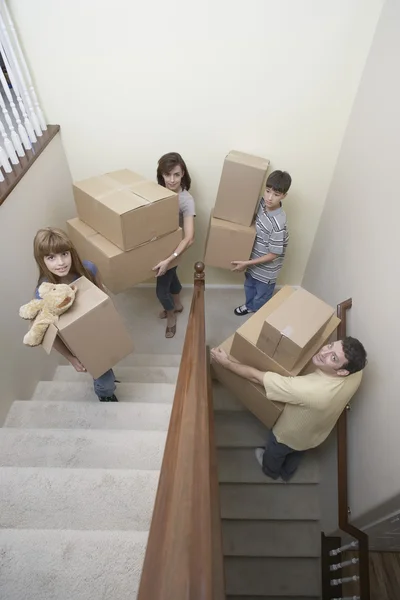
[0,355,177,600]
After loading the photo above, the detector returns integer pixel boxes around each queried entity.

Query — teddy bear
[19,282,77,346]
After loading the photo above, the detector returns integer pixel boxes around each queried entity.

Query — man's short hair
[266,170,292,195]
[342,337,367,374]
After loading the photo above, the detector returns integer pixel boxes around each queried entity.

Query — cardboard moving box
[73,169,179,251]
[41,277,134,379]
[212,336,284,429]
[257,289,335,370]
[213,151,270,226]
[204,212,256,270]
[67,218,182,294]
[231,286,340,377]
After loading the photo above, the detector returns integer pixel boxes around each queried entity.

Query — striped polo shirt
[247,200,288,284]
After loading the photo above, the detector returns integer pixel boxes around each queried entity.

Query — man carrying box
[211,337,367,481]
[232,170,291,316]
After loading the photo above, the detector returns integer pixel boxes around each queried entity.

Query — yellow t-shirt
[263,369,363,451]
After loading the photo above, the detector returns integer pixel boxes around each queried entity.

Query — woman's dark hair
[157,152,191,191]
[342,336,368,374]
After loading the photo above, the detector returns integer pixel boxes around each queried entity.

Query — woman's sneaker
[234,304,252,316]
[99,394,119,402]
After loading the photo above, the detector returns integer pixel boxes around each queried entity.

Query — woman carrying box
[153,152,196,338]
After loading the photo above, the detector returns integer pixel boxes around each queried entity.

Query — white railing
[0,1,46,183]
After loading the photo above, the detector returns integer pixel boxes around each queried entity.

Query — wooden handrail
[137,262,224,600]
[336,298,370,600]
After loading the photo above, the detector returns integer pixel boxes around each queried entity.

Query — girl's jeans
[94,369,116,398]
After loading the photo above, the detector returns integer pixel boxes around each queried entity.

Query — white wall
[9,0,383,283]
[303,0,400,521]
[0,134,75,424]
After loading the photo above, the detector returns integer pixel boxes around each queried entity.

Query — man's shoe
[234,304,251,316]
[99,394,119,402]
[254,447,265,468]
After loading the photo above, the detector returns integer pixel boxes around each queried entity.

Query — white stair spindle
[0,90,24,156]
[329,540,358,556]
[1,0,46,131]
[0,62,30,150]
[0,142,12,172]
[0,114,17,163]
[331,575,360,586]
[0,7,41,137]
[0,43,36,144]
[332,597,360,600]
[330,557,359,571]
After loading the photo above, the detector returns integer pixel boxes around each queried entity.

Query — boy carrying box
[232,170,292,315]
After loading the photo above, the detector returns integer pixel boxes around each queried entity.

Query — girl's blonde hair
[33,227,98,287]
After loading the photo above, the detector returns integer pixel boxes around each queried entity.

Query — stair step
[0,467,159,530]
[225,557,320,596]
[33,381,176,403]
[116,353,181,367]
[217,448,319,484]
[0,428,167,470]
[4,400,172,430]
[220,484,320,520]
[52,365,179,384]
[212,382,246,411]
[222,520,320,557]
[214,411,268,447]
[0,529,148,600]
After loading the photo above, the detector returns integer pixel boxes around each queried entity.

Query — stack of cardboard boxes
[212,286,341,429]
[204,151,270,270]
[67,169,183,293]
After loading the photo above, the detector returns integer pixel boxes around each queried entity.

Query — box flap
[68,217,97,238]
[130,180,177,203]
[74,172,151,215]
[73,175,117,198]
[67,218,122,259]
[237,286,295,343]
[57,277,107,331]
[99,189,149,213]
[266,288,335,349]
[227,150,270,170]
[106,169,146,187]
[42,322,59,354]
[211,216,256,233]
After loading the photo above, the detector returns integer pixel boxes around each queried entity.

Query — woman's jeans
[156,267,182,311]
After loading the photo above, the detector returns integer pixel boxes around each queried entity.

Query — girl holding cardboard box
[32,227,119,402]
[153,153,196,338]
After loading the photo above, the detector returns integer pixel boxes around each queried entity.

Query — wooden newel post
[194,261,205,281]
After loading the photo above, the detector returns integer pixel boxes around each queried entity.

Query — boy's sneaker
[234,304,252,316]
[99,394,119,402]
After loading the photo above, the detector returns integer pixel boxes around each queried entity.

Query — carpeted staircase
[0,354,179,600]
[0,354,323,599]
[213,380,322,600]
